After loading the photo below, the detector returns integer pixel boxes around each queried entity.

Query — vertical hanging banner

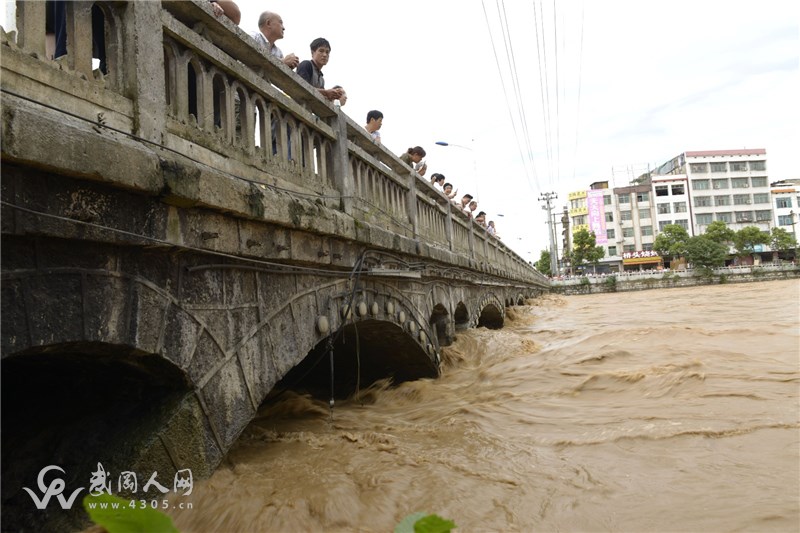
[587,190,607,244]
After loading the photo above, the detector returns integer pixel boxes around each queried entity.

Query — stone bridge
[0,1,548,529]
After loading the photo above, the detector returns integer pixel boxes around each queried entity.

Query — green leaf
[83,494,180,533]
[413,514,456,533]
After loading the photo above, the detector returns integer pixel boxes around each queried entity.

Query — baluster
[15,0,46,58]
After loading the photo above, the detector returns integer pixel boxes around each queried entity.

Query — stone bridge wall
[1,2,548,529]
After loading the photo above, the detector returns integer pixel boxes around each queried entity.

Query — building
[654,149,772,235]
[567,148,776,272]
[567,180,661,273]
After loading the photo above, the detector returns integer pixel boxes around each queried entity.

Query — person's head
[431,173,445,185]
[332,85,347,106]
[443,182,453,193]
[460,193,473,206]
[475,211,486,223]
[469,200,478,211]
[309,37,331,68]
[488,220,495,227]
[366,110,383,132]
[407,146,426,163]
[258,11,285,43]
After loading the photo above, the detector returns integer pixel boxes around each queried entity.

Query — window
[658,220,672,231]
[622,227,634,238]
[735,211,753,223]
[712,178,729,189]
[655,185,669,197]
[639,208,651,219]
[751,177,767,188]
[710,162,727,172]
[733,194,751,205]
[777,197,793,209]
[637,192,649,202]
[623,244,636,253]
[641,225,653,236]
[694,196,712,207]
[731,177,749,188]
[620,210,632,221]
[604,195,612,206]
[671,184,685,195]
[750,160,766,171]
[753,193,769,204]
[574,215,587,225]
[605,212,614,223]
[642,243,654,252]
[618,193,630,204]
[755,210,772,222]
[778,215,794,226]
[714,195,731,206]
[674,219,689,229]
[657,203,671,214]
[716,212,732,223]
[673,202,687,213]
[570,198,586,210]
[730,162,747,171]
[606,228,615,239]
[690,163,707,173]
[696,213,713,225]
[607,245,617,256]
[692,179,710,190]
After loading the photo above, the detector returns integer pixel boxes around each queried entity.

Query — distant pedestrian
[365,110,383,144]
[400,146,427,176]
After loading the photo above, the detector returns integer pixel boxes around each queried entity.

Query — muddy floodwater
[171,279,800,532]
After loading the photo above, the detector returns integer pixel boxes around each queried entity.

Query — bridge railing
[2,0,546,285]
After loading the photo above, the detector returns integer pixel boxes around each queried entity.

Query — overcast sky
[4,1,795,260]
[236,0,798,260]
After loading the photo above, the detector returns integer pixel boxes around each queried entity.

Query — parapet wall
[552,265,800,295]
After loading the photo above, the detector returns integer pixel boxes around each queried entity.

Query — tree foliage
[770,227,797,253]
[653,224,689,259]
[570,228,604,270]
[535,249,551,276]
[703,220,735,244]
[732,226,770,256]
[685,235,728,270]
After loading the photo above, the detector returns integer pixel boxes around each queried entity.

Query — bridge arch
[453,301,470,330]
[477,293,505,329]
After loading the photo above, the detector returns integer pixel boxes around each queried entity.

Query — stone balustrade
[1,0,545,285]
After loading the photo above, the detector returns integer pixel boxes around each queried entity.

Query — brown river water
[171,279,800,533]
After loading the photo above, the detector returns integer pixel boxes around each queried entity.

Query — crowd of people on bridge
[83,2,496,239]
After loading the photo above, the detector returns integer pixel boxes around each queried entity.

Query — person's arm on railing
[209,1,241,25]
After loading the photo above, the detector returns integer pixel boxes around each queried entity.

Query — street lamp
[435,139,478,197]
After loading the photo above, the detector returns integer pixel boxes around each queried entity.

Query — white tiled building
[771,179,800,239]
[654,149,772,235]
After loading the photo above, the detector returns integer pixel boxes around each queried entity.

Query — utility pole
[539,192,558,276]
[561,206,571,275]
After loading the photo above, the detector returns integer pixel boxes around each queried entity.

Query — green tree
[770,227,797,254]
[703,220,735,245]
[535,249,552,276]
[685,235,728,271]
[733,226,770,257]
[570,228,605,273]
[653,224,690,261]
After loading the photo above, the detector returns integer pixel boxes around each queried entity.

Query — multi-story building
[654,149,772,235]
[567,180,661,273]
[567,148,776,272]
[771,179,800,241]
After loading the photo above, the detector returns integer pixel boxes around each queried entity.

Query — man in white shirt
[252,11,299,69]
